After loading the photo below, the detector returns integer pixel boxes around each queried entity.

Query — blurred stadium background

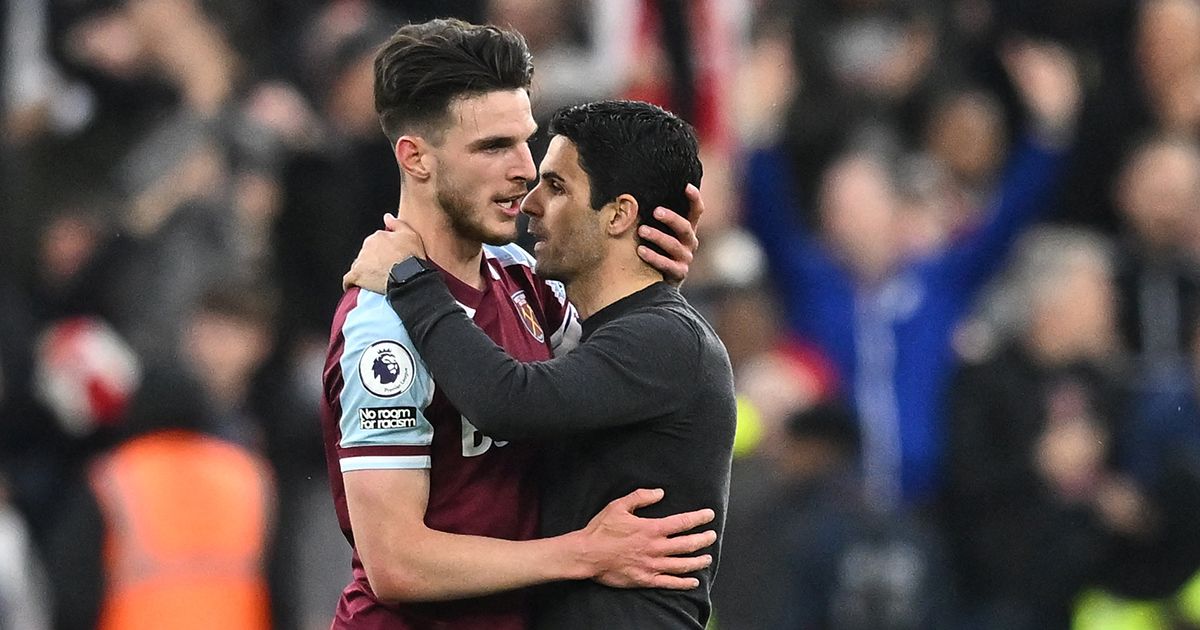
[4,0,1200,628]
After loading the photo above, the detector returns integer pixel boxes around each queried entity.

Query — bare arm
[345,468,716,603]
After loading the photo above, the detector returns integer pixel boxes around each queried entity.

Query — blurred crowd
[3,0,1200,628]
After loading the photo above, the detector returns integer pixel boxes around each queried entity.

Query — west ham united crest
[510,291,545,343]
[358,340,416,398]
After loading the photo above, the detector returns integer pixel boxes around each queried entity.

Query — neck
[566,250,661,320]
[397,191,485,289]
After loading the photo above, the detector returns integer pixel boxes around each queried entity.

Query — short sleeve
[334,290,436,472]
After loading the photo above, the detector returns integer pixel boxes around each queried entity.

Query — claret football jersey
[320,243,578,629]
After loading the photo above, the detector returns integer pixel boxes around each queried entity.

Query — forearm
[387,272,551,436]
[369,527,591,603]
[388,273,672,439]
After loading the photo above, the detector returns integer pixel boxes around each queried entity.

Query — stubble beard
[436,174,515,247]
[537,222,604,284]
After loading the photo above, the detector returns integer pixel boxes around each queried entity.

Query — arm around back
[343,469,717,603]
[389,275,695,441]
[344,467,581,603]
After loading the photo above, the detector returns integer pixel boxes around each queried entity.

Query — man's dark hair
[374,18,534,145]
[548,100,702,257]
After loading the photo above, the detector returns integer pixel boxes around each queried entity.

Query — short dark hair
[548,100,702,257]
[374,18,534,145]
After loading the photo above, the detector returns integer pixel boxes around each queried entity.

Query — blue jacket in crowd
[744,137,1067,507]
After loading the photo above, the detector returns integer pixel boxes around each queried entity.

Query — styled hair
[374,18,534,145]
[548,100,702,256]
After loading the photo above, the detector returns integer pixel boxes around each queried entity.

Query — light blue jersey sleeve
[335,290,437,472]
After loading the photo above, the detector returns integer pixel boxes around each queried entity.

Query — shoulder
[598,299,711,359]
[334,289,432,402]
[340,288,399,331]
[326,290,437,465]
[485,242,571,314]
[483,242,536,270]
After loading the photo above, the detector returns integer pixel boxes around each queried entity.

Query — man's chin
[480,223,519,246]
[481,232,517,247]
[533,259,567,282]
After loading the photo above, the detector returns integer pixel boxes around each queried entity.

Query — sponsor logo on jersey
[358,340,415,398]
[359,406,418,429]
[510,291,545,343]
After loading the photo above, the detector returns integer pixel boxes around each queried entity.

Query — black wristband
[387,256,436,291]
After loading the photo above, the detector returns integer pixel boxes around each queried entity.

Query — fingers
[684,183,705,232]
[639,191,700,287]
[653,206,696,245]
[648,575,702,591]
[653,204,700,254]
[656,530,717,556]
[383,213,401,231]
[653,554,713,576]
[342,231,383,291]
[637,246,687,287]
[611,488,665,512]
[639,224,694,263]
[637,243,682,271]
[653,508,715,536]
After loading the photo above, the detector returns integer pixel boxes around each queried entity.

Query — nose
[512,142,536,183]
[521,183,543,217]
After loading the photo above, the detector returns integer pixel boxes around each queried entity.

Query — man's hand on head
[573,487,716,590]
[638,184,704,287]
[343,214,428,294]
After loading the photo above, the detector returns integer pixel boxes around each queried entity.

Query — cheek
[551,201,589,239]
[442,159,484,194]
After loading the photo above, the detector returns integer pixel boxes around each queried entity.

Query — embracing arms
[346,468,714,603]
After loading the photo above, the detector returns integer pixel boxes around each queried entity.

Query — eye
[548,181,565,195]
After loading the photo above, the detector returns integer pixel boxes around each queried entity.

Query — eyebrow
[468,128,539,152]
[469,136,517,151]
[539,171,566,185]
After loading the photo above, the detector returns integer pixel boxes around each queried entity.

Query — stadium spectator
[43,363,276,630]
[943,227,1200,629]
[181,282,277,448]
[780,0,942,202]
[715,401,951,630]
[1113,134,1200,371]
[743,38,1080,509]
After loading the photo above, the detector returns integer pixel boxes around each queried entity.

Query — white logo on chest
[461,415,509,457]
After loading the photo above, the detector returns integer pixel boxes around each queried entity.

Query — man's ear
[395,136,433,181]
[606,193,640,237]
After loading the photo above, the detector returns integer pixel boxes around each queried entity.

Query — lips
[493,192,527,217]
